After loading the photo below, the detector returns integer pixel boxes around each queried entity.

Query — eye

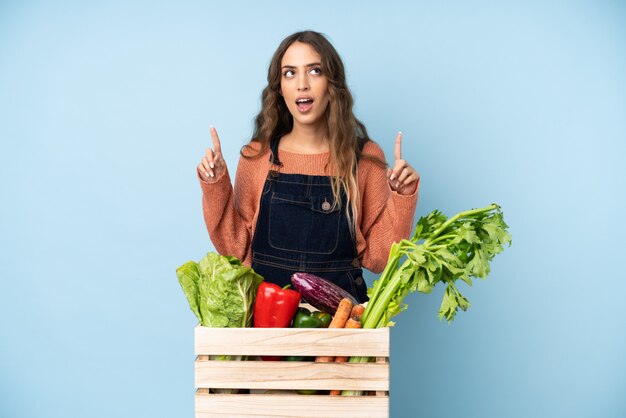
[309,67,322,76]
[283,69,295,78]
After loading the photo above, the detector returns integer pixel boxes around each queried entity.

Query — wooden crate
[194,324,390,418]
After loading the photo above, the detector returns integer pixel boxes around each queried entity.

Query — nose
[297,73,309,91]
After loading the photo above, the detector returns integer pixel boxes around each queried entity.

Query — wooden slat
[195,360,389,391]
[195,393,389,418]
[375,356,390,397]
[194,326,389,357]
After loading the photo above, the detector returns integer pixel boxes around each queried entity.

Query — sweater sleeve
[358,141,420,273]
[198,153,257,262]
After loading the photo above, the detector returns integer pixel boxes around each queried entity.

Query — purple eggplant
[291,272,358,314]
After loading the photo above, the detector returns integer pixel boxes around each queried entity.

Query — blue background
[1,1,625,417]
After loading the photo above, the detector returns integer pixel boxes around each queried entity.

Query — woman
[196,30,419,302]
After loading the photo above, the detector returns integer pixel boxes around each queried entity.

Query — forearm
[199,168,252,261]
[361,186,419,273]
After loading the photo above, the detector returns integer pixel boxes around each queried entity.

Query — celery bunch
[362,203,512,327]
[342,204,511,396]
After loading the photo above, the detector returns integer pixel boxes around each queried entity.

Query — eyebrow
[281,62,322,69]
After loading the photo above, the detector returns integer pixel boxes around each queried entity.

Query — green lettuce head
[176,253,263,328]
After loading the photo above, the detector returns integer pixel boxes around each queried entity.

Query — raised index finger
[210,126,221,154]
[394,131,402,161]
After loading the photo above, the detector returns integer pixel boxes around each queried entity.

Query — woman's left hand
[387,131,420,196]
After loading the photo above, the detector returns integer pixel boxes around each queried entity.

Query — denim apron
[250,137,368,303]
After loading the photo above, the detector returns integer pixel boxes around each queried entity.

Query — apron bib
[250,137,368,303]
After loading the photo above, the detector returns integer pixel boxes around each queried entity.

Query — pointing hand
[387,131,419,195]
[197,126,227,183]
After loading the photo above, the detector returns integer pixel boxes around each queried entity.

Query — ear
[278,89,282,96]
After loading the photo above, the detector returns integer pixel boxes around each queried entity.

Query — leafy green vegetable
[177,252,263,394]
[177,261,202,322]
[176,253,263,328]
[362,203,511,327]
[341,204,511,396]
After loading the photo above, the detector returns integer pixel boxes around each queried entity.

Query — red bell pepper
[254,282,301,327]
[253,282,301,361]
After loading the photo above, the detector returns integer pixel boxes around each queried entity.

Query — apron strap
[269,136,283,167]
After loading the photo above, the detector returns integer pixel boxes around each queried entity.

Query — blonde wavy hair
[242,30,386,235]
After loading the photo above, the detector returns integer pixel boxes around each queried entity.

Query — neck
[282,121,329,153]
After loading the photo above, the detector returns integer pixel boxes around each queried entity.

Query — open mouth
[296,98,314,113]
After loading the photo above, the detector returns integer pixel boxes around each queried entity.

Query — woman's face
[280,41,330,129]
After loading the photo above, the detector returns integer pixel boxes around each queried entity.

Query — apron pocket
[269,192,341,254]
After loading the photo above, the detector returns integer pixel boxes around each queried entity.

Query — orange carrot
[328,298,354,328]
[349,304,365,322]
[315,298,353,363]
[344,317,362,329]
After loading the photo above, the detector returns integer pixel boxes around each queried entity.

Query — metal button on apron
[355,276,364,285]
[322,201,331,211]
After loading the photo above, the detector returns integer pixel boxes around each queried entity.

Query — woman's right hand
[197,126,227,183]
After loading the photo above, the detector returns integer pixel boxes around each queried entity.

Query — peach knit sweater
[198,140,419,273]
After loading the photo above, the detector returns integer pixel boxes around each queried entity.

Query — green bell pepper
[312,311,332,328]
[293,308,323,328]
